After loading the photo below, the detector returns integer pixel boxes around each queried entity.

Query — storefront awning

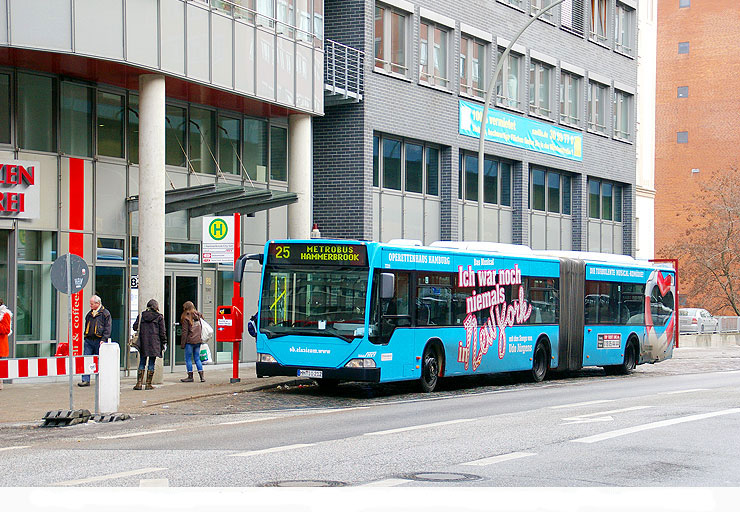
[126,183,297,218]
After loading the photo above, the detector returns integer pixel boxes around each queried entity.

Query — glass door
[163,272,200,370]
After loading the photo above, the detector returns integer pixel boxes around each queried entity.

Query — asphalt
[1,335,738,426]
[0,362,310,425]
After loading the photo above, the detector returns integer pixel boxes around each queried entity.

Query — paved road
[1,347,740,488]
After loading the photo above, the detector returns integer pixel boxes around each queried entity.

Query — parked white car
[679,308,719,334]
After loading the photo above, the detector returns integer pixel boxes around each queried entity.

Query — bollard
[98,341,120,414]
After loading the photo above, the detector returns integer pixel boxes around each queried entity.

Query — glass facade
[17,73,55,152]
[97,92,125,159]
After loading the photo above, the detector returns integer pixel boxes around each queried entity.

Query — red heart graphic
[657,272,672,297]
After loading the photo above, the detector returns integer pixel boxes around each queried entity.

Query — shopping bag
[200,318,214,342]
[128,331,140,351]
[199,342,213,364]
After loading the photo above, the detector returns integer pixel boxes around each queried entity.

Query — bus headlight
[345,358,376,368]
[258,353,276,363]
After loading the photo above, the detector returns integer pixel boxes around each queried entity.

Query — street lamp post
[477,0,566,241]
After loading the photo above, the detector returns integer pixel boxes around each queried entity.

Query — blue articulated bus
[248,239,677,392]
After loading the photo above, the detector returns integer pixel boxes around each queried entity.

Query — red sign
[0,160,40,218]
[69,159,85,356]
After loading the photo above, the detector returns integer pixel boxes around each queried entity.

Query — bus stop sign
[51,254,89,294]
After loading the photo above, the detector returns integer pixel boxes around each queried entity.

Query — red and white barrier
[0,356,98,379]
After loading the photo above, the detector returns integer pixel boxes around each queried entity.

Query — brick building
[315,0,640,255]
[654,0,740,307]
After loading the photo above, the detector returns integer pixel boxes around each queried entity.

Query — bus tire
[605,338,637,375]
[530,340,549,383]
[419,345,440,393]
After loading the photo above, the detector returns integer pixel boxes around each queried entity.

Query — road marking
[572,408,740,444]
[359,479,410,487]
[549,400,614,410]
[229,443,315,457]
[659,388,709,395]
[364,418,475,436]
[0,446,30,452]
[461,452,536,466]
[139,479,169,487]
[54,468,166,486]
[218,416,279,425]
[97,429,175,439]
[562,405,653,423]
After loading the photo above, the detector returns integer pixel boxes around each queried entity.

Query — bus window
[585,281,600,324]
[525,277,559,324]
[621,283,644,324]
[416,273,452,326]
[651,286,674,326]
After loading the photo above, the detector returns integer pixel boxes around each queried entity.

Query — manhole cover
[403,472,482,483]
[261,480,347,487]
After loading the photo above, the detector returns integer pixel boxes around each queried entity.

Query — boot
[145,370,155,390]
[180,372,194,383]
[198,371,205,382]
[133,369,144,390]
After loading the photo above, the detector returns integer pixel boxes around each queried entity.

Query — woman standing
[180,301,205,383]
[132,298,167,390]
[0,299,12,391]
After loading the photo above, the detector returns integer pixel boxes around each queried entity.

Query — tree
[662,166,740,315]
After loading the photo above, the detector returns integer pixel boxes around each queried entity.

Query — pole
[231,212,241,383]
[66,254,74,410]
[477,0,565,240]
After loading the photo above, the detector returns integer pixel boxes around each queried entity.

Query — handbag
[128,331,140,351]
[200,318,214,342]
[199,342,213,364]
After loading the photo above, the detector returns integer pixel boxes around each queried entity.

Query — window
[219,116,241,175]
[97,91,125,158]
[525,277,559,324]
[679,0,690,7]
[296,0,312,43]
[560,71,582,126]
[589,0,608,44]
[614,89,633,141]
[313,0,324,48]
[16,231,58,346]
[678,42,689,54]
[677,86,689,98]
[588,80,608,134]
[561,0,585,35]
[531,0,555,22]
[677,131,688,144]
[375,3,408,76]
[18,73,55,153]
[420,21,449,88]
[588,178,622,221]
[61,83,94,157]
[460,35,486,98]
[376,134,440,196]
[165,105,187,167]
[531,169,571,214]
[277,0,296,37]
[270,125,288,181]
[615,2,635,56]
[189,107,217,174]
[128,93,139,164]
[244,118,268,181]
[499,0,523,8]
[496,49,522,109]
[459,152,512,206]
[0,74,11,144]
[529,60,553,117]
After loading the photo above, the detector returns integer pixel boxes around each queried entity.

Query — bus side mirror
[233,253,263,283]
[380,273,395,299]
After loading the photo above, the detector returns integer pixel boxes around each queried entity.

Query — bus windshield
[260,267,369,341]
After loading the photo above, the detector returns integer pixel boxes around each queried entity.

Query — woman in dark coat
[180,300,204,383]
[132,298,167,390]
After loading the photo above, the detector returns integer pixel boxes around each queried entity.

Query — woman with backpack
[180,300,205,383]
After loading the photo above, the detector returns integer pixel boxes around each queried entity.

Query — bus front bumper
[256,362,381,383]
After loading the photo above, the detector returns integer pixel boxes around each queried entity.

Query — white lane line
[218,416,279,425]
[359,479,411,487]
[97,429,175,439]
[549,400,614,410]
[572,408,740,444]
[461,452,537,466]
[364,418,475,436]
[659,388,709,395]
[139,479,169,487]
[54,468,166,486]
[0,446,30,452]
[563,405,653,420]
[229,443,315,457]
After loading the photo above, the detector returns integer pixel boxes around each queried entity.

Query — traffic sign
[50,254,90,294]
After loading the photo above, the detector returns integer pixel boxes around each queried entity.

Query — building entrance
[163,272,199,371]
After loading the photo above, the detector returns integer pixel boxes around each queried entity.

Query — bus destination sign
[268,243,368,267]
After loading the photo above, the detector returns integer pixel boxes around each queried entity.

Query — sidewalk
[0,363,309,425]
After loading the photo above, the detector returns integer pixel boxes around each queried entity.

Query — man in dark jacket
[79,294,112,387]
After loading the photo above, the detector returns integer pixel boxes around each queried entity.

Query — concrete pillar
[138,75,166,382]
[287,114,312,239]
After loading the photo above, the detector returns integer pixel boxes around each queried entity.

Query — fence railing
[717,317,740,333]
[325,39,364,101]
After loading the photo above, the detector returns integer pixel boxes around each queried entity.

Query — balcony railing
[325,39,364,104]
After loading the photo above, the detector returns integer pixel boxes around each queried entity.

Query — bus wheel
[530,342,548,383]
[615,340,637,375]
[316,378,339,390]
[419,346,439,393]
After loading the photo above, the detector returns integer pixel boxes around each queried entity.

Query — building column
[138,74,166,325]
[288,114,312,239]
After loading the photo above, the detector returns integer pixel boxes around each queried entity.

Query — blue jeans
[184,343,203,372]
[81,338,100,383]
[138,356,156,371]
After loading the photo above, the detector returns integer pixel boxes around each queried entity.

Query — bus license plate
[298,369,323,378]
